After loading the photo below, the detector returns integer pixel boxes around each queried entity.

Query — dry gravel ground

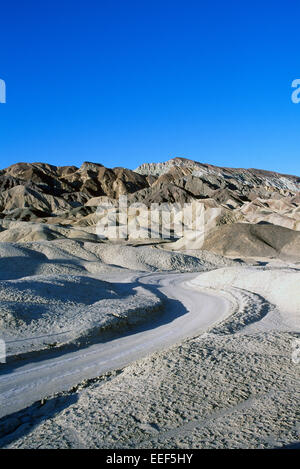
[0,239,299,449]
[0,239,236,359]
[2,330,299,449]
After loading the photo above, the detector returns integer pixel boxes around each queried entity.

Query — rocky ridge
[0,158,299,256]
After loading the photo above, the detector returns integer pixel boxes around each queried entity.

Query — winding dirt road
[0,272,231,419]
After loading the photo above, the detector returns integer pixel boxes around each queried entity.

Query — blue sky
[0,0,299,175]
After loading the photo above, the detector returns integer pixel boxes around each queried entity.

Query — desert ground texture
[0,158,299,449]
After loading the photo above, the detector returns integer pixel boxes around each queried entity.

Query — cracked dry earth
[2,328,299,449]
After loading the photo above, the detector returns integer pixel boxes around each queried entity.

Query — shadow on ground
[0,275,188,373]
[0,393,78,448]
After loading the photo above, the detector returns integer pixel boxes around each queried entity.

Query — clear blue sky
[0,0,299,175]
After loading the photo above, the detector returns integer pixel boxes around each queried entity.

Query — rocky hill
[0,157,299,254]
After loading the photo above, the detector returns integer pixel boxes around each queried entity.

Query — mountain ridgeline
[0,157,299,258]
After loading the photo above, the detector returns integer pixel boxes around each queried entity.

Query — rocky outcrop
[0,157,299,245]
[135,157,300,194]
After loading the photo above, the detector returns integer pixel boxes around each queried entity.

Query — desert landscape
[0,157,299,449]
